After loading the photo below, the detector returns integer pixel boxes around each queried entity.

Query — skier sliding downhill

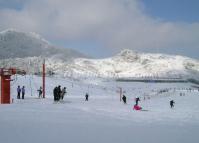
[133,104,142,110]
[133,97,148,111]
[133,97,142,110]
[135,97,140,105]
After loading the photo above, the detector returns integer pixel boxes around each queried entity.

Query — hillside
[0,29,199,80]
[68,49,199,80]
[1,75,199,143]
[0,29,85,60]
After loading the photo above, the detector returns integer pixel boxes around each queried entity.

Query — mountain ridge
[0,29,86,60]
[68,49,199,80]
[0,29,199,81]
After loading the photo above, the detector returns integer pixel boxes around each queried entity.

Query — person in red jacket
[133,104,142,110]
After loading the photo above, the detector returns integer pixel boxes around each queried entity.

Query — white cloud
[0,0,199,57]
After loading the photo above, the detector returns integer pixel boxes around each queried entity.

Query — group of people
[121,95,142,110]
[17,85,25,99]
[53,85,67,102]
[122,95,175,110]
[16,85,176,109]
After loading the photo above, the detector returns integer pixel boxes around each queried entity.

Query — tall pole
[42,59,45,98]
[119,87,122,102]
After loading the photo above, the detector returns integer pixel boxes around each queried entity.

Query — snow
[0,28,50,45]
[69,49,199,80]
[1,75,199,143]
[0,29,85,60]
[1,44,199,80]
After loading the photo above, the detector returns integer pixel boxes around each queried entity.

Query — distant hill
[67,49,199,81]
[0,29,199,82]
[0,29,86,60]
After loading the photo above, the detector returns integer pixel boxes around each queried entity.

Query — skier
[60,87,67,100]
[135,97,140,105]
[133,104,142,110]
[122,95,127,104]
[170,100,175,108]
[85,93,89,101]
[37,86,42,98]
[17,86,21,99]
[22,86,25,99]
[53,86,58,101]
[57,85,62,101]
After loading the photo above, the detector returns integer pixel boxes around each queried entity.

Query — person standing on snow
[122,95,127,104]
[53,86,58,101]
[37,86,42,98]
[60,87,67,100]
[170,100,175,108]
[85,93,89,101]
[57,85,62,101]
[17,86,21,99]
[22,86,25,99]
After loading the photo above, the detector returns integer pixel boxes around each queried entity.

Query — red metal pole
[42,59,45,98]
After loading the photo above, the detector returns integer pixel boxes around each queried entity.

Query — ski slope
[0,75,199,143]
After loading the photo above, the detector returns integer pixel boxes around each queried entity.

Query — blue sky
[0,0,199,59]
[141,0,199,23]
[0,0,25,10]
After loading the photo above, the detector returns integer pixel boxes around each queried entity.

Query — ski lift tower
[0,68,26,104]
[42,59,45,98]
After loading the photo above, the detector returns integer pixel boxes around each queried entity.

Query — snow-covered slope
[0,29,85,60]
[1,49,199,81]
[69,49,199,80]
[1,75,199,143]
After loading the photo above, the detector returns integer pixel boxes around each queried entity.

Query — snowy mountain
[2,49,196,82]
[68,49,199,81]
[0,29,199,81]
[0,29,85,60]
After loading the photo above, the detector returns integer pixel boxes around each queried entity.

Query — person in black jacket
[53,86,58,101]
[122,95,127,104]
[37,86,43,98]
[57,85,62,101]
[135,97,140,106]
[85,93,89,101]
[170,100,175,108]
